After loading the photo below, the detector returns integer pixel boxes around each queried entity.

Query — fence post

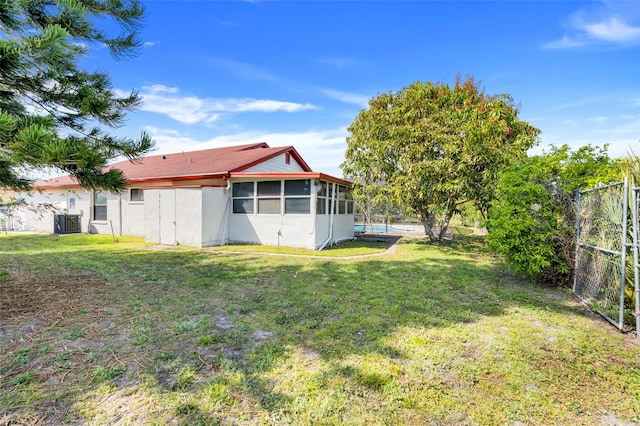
[573,189,582,294]
[619,177,629,329]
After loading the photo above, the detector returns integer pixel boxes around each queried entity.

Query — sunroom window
[284,180,310,214]
[232,182,255,214]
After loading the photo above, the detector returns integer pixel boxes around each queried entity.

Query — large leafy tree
[486,145,621,286]
[0,0,153,193]
[341,77,539,241]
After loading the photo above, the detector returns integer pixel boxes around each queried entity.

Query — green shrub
[487,145,620,286]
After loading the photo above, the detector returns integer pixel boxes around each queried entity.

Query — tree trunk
[437,201,456,241]
[420,212,438,242]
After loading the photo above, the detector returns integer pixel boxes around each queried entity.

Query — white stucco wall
[88,192,122,235]
[228,213,316,249]
[144,189,161,244]
[121,196,145,237]
[145,189,184,245]
[174,189,203,247]
[14,189,92,233]
[314,212,355,248]
[14,190,65,232]
[332,214,355,243]
[144,188,230,248]
[202,187,230,247]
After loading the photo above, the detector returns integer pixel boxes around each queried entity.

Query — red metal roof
[32,143,346,189]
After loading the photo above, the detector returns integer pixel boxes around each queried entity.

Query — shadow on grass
[0,234,588,422]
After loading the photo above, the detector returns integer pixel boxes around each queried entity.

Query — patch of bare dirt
[0,271,126,425]
[0,271,104,322]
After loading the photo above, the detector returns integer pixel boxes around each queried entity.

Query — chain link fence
[573,179,637,332]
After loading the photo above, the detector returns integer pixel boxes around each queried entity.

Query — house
[15,143,354,249]
[0,189,17,231]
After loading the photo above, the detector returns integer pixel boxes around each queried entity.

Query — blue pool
[354,224,407,233]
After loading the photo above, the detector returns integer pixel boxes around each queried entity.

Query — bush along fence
[573,177,640,335]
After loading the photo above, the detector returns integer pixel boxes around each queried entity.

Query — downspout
[222,174,231,245]
[318,182,337,250]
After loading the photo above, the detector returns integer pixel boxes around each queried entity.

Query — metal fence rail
[573,179,632,331]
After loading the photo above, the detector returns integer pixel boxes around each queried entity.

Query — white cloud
[143,84,178,94]
[320,88,370,108]
[543,2,640,49]
[580,17,640,42]
[143,126,349,177]
[135,85,317,124]
[142,41,157,48]
[542,35,587,50]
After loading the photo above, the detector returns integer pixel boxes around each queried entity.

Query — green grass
[0,233,638,425]
[202,238,392,257]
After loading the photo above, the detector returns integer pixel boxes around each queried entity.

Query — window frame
[129,188,144,203]
[93,191,108,222]
[231,179,344,217]
[256,180,282,214]
[232,182,255,214]
[284,179,310,215]
[316,181,328,215]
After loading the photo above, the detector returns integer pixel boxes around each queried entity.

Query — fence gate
[573,179,636,332]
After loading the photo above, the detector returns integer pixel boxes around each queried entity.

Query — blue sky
[88,0,639,177]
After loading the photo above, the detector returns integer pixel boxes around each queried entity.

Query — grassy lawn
[0,234,638,425]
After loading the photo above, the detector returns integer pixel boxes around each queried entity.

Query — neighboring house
[0,189,18,231]
[16,143,354,249]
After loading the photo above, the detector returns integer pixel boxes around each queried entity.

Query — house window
[346,186,354,215]
[258,198,280,214]
[316,181,327,214]
[257,181,281,196]
[232,182,255,214]
[336,185,354,215]
[68,196,76,210]
[338,185,346,214]
[284,179,310,214]
[233,199,254,214]
[232,180,314,215]
[285,198,310,214]
[130,188,144,202]
[94,191,107,221]
[257,181,281,214]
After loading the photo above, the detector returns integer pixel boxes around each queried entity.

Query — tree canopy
[341,77,539,241]
[0,0,153,193]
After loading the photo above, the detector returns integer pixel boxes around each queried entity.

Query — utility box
[54,214,81,234]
